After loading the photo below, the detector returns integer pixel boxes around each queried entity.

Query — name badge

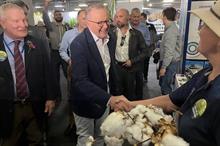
[192,98,207,118]
[0,51,7,62]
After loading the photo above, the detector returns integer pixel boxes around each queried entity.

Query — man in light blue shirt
[59,10,87,68]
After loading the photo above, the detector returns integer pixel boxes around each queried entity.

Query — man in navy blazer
[70,4,131,146]
[0,3,57,145]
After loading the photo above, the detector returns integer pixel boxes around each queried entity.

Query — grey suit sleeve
[161,29,178,69]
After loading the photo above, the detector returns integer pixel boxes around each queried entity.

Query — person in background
[69,4,130,146]
[59,9,87,138]
[140,12,158,82]
[123,1,220,145]
[112,8,149,101]
[159,7,180,95]
[0,3,56,145]
[43,0,68,99]
[130,8,151,99]
[59,9,87,76]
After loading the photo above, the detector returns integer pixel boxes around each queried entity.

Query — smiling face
[0,6,28,40]
[86,6,109,39]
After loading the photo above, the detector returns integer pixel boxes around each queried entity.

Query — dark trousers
[1,103,43,146]
[51,50,68,98]
[116,63,136,101]
[143,57,150,80]
[135,71,143,100]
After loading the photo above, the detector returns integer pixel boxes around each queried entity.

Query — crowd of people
[0,0,220,146]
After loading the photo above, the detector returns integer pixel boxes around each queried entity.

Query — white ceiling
[32,0,181,11]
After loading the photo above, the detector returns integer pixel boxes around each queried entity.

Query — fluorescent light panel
[163,0,174,2]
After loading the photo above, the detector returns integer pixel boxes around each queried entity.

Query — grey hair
[131,7,141,14]
[85,3,108,19]
[0,3,22,20]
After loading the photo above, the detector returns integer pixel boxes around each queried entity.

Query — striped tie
[14,40,28,98]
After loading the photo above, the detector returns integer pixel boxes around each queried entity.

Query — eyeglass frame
[87,19,111,27]
[120,36,126,46]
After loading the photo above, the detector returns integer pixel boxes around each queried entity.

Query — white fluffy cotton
[161,134,189,146]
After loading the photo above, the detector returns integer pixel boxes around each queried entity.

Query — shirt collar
[89,28,109,44]
[3,33,24,45]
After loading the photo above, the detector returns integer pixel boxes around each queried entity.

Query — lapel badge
[192,98,207,118]
[0,50,7,62]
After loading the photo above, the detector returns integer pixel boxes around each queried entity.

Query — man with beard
[111,8,149,100]
[43,0,68,99]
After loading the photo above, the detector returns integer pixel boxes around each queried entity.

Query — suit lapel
[24,36,33,71]
[0,33,14,81]
[128,29,135,56]
[84,29,106,80]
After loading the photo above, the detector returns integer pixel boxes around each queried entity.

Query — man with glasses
[112,8,149,101]
[69,4,131,146]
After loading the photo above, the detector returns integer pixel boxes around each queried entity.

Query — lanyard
[3,39,25,57]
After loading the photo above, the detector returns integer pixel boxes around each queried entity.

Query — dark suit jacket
[110,27,151,72]
[70,28,119,119]
[0,33,57,137]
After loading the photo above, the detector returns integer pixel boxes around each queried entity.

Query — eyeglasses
[120,36,126,46]
[88,19,111,27]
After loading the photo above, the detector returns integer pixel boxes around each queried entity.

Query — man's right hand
[109,95,133,112]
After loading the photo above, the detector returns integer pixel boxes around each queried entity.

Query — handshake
[109,95,133,112]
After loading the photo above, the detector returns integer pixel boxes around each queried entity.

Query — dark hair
[10,0,29,10]
[54,10,62,15]
[141,12,147,19]
[162,7,176,21]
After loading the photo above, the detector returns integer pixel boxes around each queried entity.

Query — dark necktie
[14,40,28,98]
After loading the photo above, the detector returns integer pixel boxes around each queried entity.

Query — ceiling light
[146,0,150,2]
[130,0,142,2]
[78,3,88,7]
[54,4,64,8]
[74,8,81,11]
[103,3,108,6]
[163,3,172,6]
[35,6,42,9]
[163,0,174,2]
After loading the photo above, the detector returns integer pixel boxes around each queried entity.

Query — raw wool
[101,105,189,146]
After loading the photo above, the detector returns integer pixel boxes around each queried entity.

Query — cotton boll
[101,112,126,138]
[129,105,147,116]
[104,135,124,146]
[161,134,189,146]
[86,136,94,146]
[142,125,154,135]
[125,124,144,142]
[145,108,164,125]
[164,115,174,123]
[124,133,138,144]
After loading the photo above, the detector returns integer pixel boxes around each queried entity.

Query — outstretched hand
[109,95,133,112]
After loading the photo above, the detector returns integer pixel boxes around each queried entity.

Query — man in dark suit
[0,3,56,146]
[70,4,131,146]
[111,8,150,101]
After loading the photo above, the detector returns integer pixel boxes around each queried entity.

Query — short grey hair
[85,3,108,19]
[0,3,22,20]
